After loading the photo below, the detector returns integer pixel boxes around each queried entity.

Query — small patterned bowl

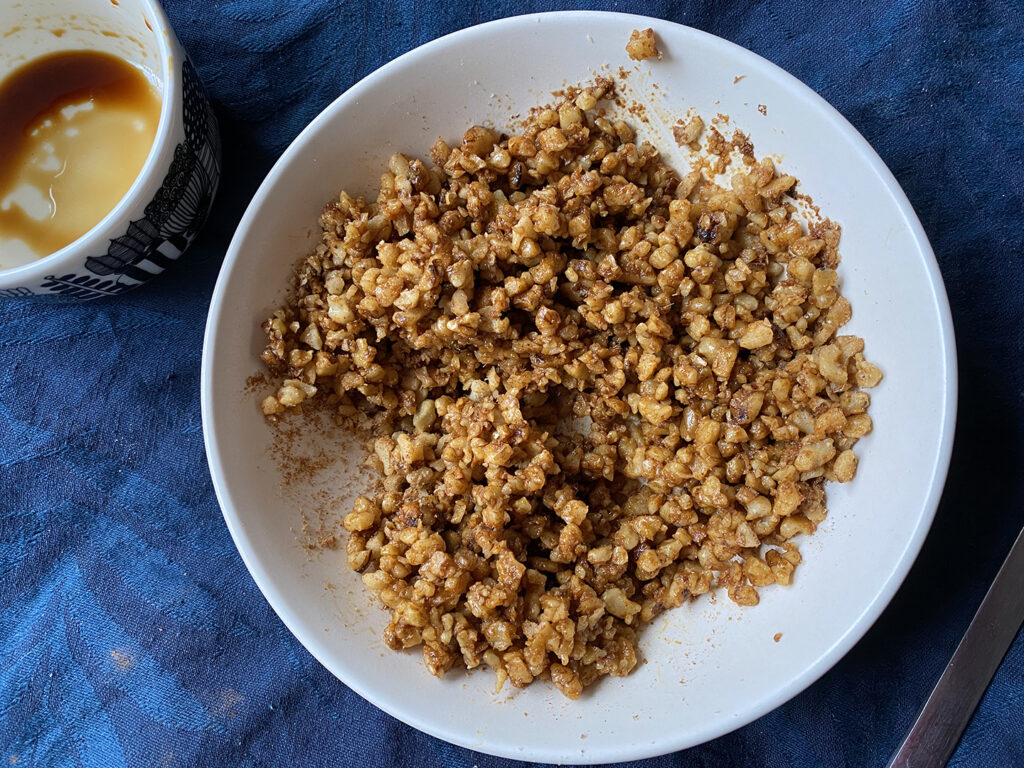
[0,0,219,300]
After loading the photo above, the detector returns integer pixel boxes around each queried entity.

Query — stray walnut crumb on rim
[258,77,882,700]
[626,28,661,61]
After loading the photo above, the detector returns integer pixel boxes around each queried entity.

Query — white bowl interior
[203,12,955,764]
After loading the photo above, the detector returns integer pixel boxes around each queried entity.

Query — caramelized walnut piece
[626,28,662,61]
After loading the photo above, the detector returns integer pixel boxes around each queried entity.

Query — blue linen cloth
[2,1,1022,766]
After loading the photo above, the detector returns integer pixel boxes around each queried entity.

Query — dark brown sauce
[0,50,160,260]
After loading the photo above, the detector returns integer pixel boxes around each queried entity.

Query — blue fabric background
[2,1,1022,766]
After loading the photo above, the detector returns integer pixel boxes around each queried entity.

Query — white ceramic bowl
[0,0,219,299]
[202,11,956,763]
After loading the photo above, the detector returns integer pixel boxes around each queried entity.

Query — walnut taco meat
[258,78,882,699]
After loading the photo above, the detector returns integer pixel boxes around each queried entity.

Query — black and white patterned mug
[0,0,220,300]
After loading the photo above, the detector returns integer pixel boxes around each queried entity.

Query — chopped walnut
[626,28,661,61]
[673,115,704,146]
[259,77,881,699]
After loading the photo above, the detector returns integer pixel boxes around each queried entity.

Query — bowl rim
[0,0,178,285]
[201,10,958,763]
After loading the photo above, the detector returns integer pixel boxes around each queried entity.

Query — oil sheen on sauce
[0,50,161,268]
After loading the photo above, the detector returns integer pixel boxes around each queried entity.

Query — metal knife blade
[887,524,1024,768]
